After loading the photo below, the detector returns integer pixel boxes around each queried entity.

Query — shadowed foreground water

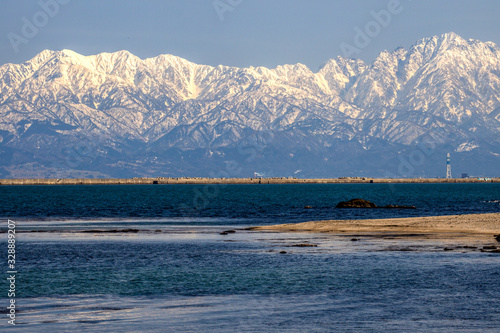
[1,184,500,331]
[2,228,500,332]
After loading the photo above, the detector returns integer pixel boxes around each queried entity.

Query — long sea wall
[0,177,498,185]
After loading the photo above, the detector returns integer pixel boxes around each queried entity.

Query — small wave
[16,228,161,234]
[80,228,141,233]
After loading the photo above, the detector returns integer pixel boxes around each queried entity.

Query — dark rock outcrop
[336,198,417,209]
[495,235,500,242]
[336,198,377,208]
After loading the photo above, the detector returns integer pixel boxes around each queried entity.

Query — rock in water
[495,235,500,242]
[336,198,377,208]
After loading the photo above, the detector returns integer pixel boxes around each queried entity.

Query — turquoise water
[1,184,500,331]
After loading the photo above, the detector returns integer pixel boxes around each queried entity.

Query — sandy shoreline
[251,213,500,244]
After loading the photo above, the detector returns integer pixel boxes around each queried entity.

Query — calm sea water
[1,184,500,332]
[1,183,500,224]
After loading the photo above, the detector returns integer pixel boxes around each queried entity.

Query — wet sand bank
[250,213,500,246]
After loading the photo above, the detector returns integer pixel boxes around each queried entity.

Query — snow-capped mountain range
[0,32,499,178]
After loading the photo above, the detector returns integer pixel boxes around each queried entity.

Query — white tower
[446,153,452,179]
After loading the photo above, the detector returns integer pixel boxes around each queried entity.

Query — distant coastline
[0,177,499,185]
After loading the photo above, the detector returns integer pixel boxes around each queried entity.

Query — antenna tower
[446,153,452,179]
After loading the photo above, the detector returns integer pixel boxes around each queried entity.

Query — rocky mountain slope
[0,32,499,178]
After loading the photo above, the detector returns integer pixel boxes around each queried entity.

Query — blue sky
[1,0,499,70]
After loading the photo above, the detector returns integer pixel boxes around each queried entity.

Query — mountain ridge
[0,32,499,178]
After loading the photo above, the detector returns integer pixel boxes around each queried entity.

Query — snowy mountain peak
[0,33,499,178]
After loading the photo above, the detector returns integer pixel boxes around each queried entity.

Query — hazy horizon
[1,0,500,70]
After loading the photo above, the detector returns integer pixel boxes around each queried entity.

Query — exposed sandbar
[251,213,500,242]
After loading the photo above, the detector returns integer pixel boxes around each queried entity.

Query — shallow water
[1,184,500,331]
[2,227,500,332]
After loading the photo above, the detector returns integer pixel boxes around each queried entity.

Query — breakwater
[0,177,498,185]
